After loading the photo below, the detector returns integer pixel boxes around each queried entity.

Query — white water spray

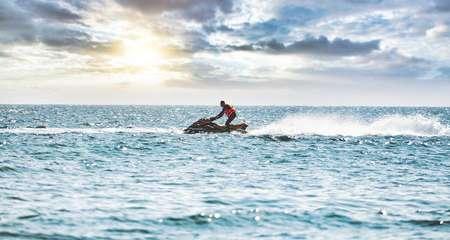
[250,114,450,136]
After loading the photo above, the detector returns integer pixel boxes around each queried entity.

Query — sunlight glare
[119,37,164,68]
[106,34,172,85]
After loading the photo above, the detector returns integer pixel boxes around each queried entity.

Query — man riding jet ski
[184,100,248,134]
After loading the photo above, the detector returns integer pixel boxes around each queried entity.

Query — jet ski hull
[184,118,248,134]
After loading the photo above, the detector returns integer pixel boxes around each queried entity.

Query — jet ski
[184,118,248,134]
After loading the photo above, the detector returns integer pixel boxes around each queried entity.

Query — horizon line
[1,103,449,108]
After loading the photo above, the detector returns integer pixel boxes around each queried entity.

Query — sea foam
[0,127,182,135]
[250,114,450,136]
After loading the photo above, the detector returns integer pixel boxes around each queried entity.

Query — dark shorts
[225,112,236,126]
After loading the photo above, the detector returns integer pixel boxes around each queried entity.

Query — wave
[250,114,450,137]
[0,166,17,172]
[0,127,182,135]
[2,115,449,137]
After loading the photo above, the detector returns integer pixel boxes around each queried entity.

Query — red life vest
[224,106,236,117]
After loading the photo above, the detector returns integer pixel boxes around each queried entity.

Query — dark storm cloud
[115,0,234,21]
[227,36,380,56]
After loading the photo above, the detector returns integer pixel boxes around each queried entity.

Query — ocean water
[1,105,449,240]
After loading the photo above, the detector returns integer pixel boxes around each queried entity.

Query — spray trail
[250,114,450,137]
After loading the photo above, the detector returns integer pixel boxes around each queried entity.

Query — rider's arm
[210,109,224,121]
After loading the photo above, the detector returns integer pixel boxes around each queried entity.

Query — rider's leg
[225,112,236,131]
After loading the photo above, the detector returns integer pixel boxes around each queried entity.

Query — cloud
[227,36,380,56]
[38,25,122,54]
[241,5,323,40]
[432,0,450,12]
[115,0,234,21]
[17,0,82,22]
[436,67,450,79]
[238,19,292,41]
[162,60,272,89]
[0,51,10,58]
[61,0,93,11]
[112,0,237,54]
[289,49,433,80]
[426,24,450,38]
[164,78,316,90]
[345,0,383,4]
[278,4,324,24]
[0,0,117,55]
[359,50,432,78]
[0,1,37,44]
[204,4,324,42]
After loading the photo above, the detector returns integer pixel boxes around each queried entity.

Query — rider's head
[220,100,225,107]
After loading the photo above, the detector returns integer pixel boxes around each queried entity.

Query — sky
[1,0,449,106]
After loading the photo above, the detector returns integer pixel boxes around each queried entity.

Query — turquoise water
[1,105,449,239]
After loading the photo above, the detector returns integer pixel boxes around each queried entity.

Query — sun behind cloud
[105,32,172,85]
[119,37,163,68]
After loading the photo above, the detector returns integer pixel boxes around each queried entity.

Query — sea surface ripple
[1,105,449,239]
